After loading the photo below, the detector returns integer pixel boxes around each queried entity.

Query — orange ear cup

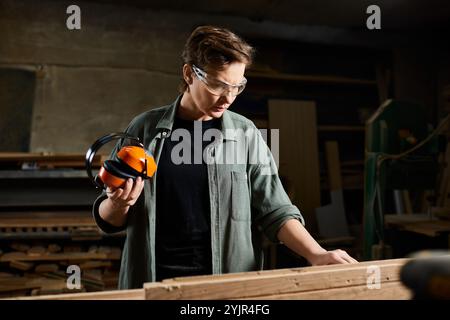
[116,146,157,177]
[97,165,127,189]
[86,132,157,190]
[97,146,157,190]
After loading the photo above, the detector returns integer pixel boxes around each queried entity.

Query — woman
[93,25,357,290]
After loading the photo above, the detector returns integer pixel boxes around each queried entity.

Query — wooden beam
[0,211,95,228]
[12,289,145,300]
[160,258,409,285]
[0,251,121,262]
[244,281,410,300]
[0,152,106,168]
[144,259,409,300]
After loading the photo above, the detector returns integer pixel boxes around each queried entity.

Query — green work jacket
[93,95,304,289]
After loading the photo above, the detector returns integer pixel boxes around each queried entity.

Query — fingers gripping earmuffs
[85,132,157,190]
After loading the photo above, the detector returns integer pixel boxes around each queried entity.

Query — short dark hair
[179,25,255,93]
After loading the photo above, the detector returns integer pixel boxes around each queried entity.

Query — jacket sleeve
[92,193,127,234]
[248,127,305,243]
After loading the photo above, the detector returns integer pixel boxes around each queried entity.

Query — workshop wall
[0,0,185,152]
[1,0,448,154]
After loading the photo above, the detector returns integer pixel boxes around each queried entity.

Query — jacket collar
[155,94,238,141]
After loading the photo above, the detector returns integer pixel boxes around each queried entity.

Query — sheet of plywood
[268,99,321,234]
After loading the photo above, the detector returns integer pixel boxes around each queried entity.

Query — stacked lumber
[0,241,122,297]
[0,211,126,241]
[15,258,411,300]
[0,152,107,169]
[0,211,125,297]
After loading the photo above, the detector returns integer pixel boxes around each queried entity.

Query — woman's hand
[308,249,358,266]
[107,177,145,212]
[99,177,145,227]
[277,219,358,266]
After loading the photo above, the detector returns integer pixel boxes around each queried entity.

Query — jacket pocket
[231,171,251,221]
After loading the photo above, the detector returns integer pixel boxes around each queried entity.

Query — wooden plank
[325,141,342,191]
[0,251,121,262]
[28,246,47,256]
[9,260,34,271]
[244,281,411,300]
[385,215,450,237]
[403,221,450,237]
[162,258,409,284]
[144,259,408,300]
[13,289,145,300]
[0,278,67,293]
[47,244,62,253]
[0,212,96,228]
[0,152,106,168]
[269,99,321,234]
[0,272,16,279]
[0,283,41,294]
[35,264,59,273]
[10,242,31,252]
[79,260,113,270]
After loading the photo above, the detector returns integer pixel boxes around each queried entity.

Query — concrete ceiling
[81,0,450,30]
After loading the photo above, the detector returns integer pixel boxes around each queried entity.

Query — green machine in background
[363,100,441,260]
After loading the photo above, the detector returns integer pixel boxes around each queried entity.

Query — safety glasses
[192,64,247,97]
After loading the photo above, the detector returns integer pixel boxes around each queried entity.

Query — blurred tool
[401,251,450,299]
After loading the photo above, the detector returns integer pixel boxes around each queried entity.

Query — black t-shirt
[155,116,221,281]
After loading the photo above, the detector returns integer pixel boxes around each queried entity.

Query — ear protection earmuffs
[85,132,157,190]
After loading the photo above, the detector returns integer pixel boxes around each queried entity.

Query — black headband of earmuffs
[85,132,143,188]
